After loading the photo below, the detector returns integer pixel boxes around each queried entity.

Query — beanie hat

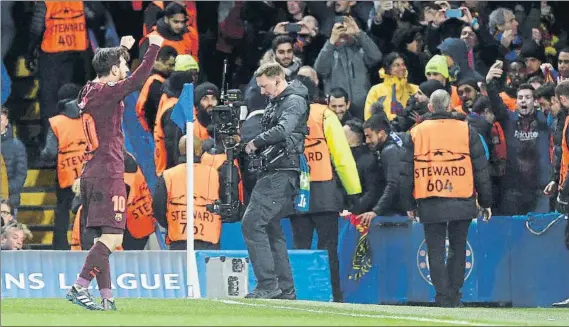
[194,82,220,106]
[419,79,446,98]
[175,55,199,72]
[456,73,481,92]
[521,41,546,63]
[425,55,449,79]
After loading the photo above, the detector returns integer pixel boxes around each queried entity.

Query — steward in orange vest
[142,1,198,40]
[70,151,156,251]
[139,2,198,60]
[289,76,361,303]
[29,1,89,135]
[40,1,89,54]
[401,111,492,223]
[400,94,492,308]
[135,46,178,132]
[153,136,243,250]
[153,71,196,176]
[39,84,85,250]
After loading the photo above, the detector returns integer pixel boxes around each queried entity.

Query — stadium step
[19,169,65,248]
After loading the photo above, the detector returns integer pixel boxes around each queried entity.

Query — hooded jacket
[372,132,408,216]
[364,68,419,121]
[1,125,27,208]
[314,31,382,120]
[437,38,483,85]
[400,112,492,223]
[41,99,81,162]
[251,80,309,171]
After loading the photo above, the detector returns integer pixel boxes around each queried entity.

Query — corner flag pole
[184,83,201,298]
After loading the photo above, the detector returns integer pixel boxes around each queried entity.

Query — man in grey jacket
[0,108,27,216]
[242,62,309,299]
[314,15,382,121]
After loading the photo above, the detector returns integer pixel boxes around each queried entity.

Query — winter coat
[1,125,27,207]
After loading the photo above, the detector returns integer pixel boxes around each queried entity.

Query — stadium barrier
[0,249,331,301]
[3,215,568,306]
[339,214,569,307]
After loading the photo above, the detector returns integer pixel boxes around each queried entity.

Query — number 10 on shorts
[112,195,126,212]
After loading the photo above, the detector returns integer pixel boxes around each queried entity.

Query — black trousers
[290,211,342,302]
[38,51,85,137]
[53,184,74,250]
[423,219,472,306]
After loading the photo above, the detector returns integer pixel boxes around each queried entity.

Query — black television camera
[205,60,247,223]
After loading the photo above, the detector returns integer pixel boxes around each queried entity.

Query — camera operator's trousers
[241,170,298,292]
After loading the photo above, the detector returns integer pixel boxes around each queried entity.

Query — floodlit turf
[2,298,569,326]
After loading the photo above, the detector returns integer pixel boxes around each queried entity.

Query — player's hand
[120,36,136,50]
[148,34,164,47]
[544,181,557,195]
[357,211,376,226]
[245,140,257,154]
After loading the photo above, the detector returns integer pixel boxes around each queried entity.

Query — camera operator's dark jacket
[400,112,492,223]
[251,80,309,171]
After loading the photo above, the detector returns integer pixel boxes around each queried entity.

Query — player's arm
[113,35,164,99]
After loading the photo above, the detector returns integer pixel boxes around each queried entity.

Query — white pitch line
[214,299,496,326]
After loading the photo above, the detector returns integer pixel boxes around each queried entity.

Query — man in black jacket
[242,62,309,299]
[343,120,381,214]
[400,89,492,308]
[357,115,407,225]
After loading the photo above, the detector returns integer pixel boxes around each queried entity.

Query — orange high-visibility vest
[304,104,333,182]
[410,119,474,199]
[200,152,245,203]
[136,74,166,132]
[162,162,222,244]
[124,166,156,239]
[142,1,198,39]
[558,117,569,190]
[49,115,88,188]
[499,92,517,112]
[140,25,198,59]
[41,1,88,53]
[154,94,179,176]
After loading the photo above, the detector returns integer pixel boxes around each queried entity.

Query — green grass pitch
[2,298,569,326]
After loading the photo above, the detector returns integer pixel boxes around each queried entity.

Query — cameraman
[242,62,309,299]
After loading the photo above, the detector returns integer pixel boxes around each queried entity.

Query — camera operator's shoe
[277,288,296,300]
[245,287,282,299]
[553,298,569,308]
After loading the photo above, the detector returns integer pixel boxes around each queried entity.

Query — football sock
[76,241,111,288]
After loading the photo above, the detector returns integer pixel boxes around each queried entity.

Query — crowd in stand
[1,1,568,259]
